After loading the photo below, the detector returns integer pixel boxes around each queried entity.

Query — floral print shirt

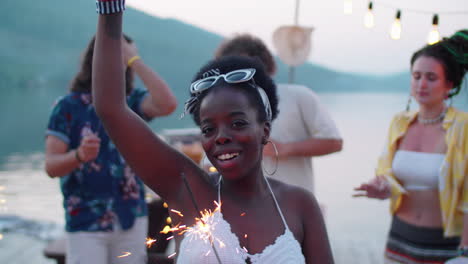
[46,90,149,232]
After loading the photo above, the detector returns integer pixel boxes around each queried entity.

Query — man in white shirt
[215,34,343,193]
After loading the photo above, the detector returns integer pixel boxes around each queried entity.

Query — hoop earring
[262,140,278,176]
[406,95,412,112]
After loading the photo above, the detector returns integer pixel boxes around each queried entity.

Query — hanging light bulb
[427,14,440,45]
[364,2,374,28]
[390,10,402,40]
[344,0,352,14]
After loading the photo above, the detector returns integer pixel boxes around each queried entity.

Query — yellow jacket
[377,107,468,237]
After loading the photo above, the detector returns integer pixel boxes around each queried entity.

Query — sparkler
[181,172,223,264]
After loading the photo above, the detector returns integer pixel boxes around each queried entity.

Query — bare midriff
[395,189,442,227]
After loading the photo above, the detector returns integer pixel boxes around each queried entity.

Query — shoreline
[0,215,63,242]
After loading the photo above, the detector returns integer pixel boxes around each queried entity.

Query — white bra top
[176,177,306,264]
[392,150,445,190]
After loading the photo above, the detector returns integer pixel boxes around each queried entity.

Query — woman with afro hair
[91,2,334,263]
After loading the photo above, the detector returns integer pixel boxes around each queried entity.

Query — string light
[427,14,440,45]
[390,10,402,40]
[353,1,468,43]
[364,2,375,28]
[344,0,353,15]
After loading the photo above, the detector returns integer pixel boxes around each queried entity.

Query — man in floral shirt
[44,35,177,264]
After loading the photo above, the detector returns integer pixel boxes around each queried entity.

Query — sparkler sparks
[178,202,224,264]
[160,222,187,235]
[180,203,222,242]
[161,225,172,234]
[170,209,184,217]
[146,237,157,248]
[167,202,223,247]
[159,202,226,250]
[166,172,225,264]
[168,252,177,259]
[117,252,131,258]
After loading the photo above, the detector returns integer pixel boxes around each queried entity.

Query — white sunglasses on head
[183,68,272,121]
[190,68,257,95]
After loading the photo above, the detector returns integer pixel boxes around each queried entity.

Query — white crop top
[176,177,306,263]
[392,150,445,190]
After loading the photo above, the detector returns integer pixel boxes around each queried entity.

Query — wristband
[127,56,141,67]
[75,150,84,163]
[96,0,126,15]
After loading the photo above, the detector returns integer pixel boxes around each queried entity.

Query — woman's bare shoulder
[269,178,319,210]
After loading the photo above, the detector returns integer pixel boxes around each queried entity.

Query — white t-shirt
[263,84,341,193]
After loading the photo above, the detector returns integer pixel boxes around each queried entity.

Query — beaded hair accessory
[96,0,126,15]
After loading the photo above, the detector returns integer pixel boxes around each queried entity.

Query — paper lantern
[272,25,314,67]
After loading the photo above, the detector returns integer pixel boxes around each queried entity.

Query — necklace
[417,107,447,125]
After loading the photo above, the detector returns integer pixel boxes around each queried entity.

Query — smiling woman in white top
[91,1,334,263]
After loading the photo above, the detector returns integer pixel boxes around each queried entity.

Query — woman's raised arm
[92,11,200,202]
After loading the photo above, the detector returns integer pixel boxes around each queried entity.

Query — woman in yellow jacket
[354,30,468,264]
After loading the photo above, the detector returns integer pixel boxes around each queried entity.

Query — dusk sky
[127,0,468,74]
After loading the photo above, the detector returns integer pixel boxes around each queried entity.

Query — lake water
[1,92,467,263]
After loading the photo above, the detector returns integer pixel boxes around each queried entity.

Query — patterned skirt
[385,217,460,264]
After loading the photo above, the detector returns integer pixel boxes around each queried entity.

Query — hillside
[0,0,411,90]
[0,0,409,158]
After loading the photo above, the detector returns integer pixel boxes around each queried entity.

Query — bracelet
[75,150,84,163]
[127,56,141,68]
[96,0,126,15]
